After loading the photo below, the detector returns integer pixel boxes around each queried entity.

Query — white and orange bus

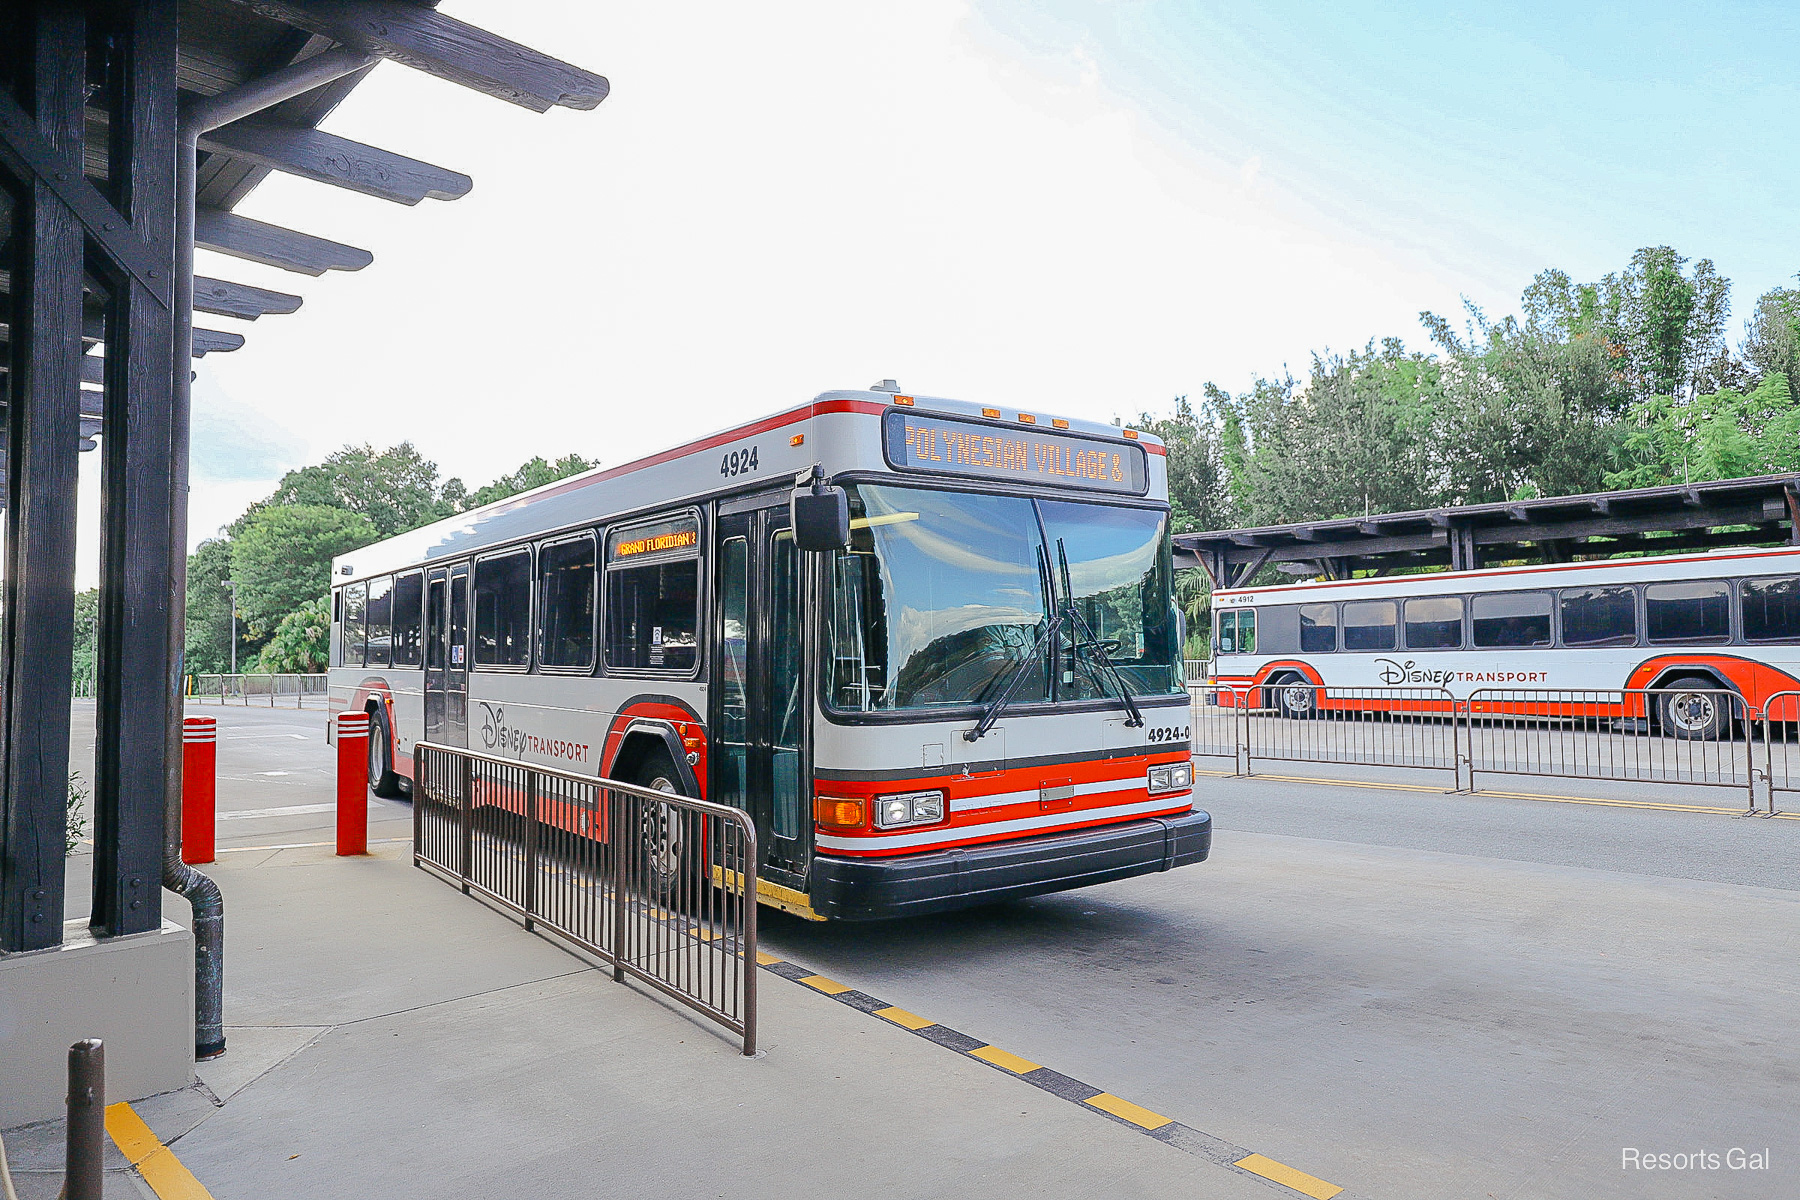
[328,385,1208,920]
[1209,546,1800,737]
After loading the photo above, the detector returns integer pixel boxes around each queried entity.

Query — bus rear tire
[367,707,404,797]
[1660,677,1730,741]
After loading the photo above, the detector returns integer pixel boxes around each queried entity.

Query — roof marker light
[981,407,1001,418]
[1123,429,1139,439]
[1017,413,1037,425]
[1052,418,1070,429]
[894,395,915,406]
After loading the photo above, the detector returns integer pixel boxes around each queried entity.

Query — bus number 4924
[721,445,759,477]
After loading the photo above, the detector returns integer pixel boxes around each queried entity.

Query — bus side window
[365,576,393,667]
[1218,609,1255,654]
[343,582,367,667]
[1299,604,1337,652]
[1471,591,1551,648]
[1741,575,1800,643]
[1342,600,1396,651]
[1403,596,1463,650]
[1257,605,1298,654]
[1560,586,1636,646]
[474,549,533,668]
[538,535,597,670]
[391,571,424,666]
[605,514,701,673]
[1645,579,1729,645]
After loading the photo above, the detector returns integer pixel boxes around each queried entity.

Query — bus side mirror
[791,481,850,552]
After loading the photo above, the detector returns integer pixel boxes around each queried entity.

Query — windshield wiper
[1057,539,1145,728]
[965,546,1060,743]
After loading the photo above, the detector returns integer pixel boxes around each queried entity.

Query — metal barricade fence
[188,673,328,706]
[1760,690,1800,814]
[1463,687,1756,809]
[413,742,758,1054]
[1189,683,1247,770]
[1244,684,1461,786]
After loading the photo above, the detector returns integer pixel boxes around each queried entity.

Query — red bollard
[336,710,370,856]
[181,716,217,864]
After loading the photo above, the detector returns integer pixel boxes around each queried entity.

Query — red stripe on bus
[821,798,1196,858]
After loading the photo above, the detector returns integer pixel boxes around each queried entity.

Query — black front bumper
[808,808,1211,921]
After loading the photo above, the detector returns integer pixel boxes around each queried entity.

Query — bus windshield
[828,484,1182,713]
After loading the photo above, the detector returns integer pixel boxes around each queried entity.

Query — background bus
[329,386,1209,920]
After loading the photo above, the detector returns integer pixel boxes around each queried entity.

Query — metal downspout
[165,46,374,1060]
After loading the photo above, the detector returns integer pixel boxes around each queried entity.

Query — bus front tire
[1275,677,1318,720]
[630,752,702,901]
[1660,677,1730,741]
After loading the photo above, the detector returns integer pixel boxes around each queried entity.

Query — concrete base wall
[0,919,194,1127]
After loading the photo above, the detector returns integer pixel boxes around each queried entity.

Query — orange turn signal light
[790,433,805,447]
[814,796,866,830]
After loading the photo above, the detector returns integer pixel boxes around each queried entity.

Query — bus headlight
[873,790,945,829]
[1147,763,1193,795]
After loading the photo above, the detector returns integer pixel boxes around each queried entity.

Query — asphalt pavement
[29,701,1800,1200]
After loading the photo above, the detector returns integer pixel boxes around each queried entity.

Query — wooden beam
[192,327,246,355]
[224,0,610,113]
[193,275,302,320]
[198,119,471,205]
[195,205,372,275]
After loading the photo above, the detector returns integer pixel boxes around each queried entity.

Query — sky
[75,0,1800,584]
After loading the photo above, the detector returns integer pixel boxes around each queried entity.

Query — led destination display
[882,410,1148,496]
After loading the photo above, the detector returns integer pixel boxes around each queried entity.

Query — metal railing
[1190,683,1798,810]
[413,742,759,1054]
[187,672,328,706]
[1762,690,1800,812]
[1184,658,1212,684]
[1463,687,1755,807]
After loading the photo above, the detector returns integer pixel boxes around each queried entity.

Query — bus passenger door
[424,564,469,746]
[711,504,809,882]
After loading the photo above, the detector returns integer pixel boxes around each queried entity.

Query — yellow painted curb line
[105,1102,214,1200]
[1235,1152,1343,1199]
[874,1005,933,1030]
[798,973,852,995]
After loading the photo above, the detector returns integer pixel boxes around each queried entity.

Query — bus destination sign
[608,515,699,563]
[882,410,1148,495]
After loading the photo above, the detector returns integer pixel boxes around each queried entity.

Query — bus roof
[330,388,1165,584]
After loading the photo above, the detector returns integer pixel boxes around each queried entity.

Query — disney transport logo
[1373,658,1548,686]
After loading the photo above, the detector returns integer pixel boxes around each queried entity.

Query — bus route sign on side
[881,409,1149,496]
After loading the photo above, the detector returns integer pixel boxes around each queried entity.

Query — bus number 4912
[721,445,759,477]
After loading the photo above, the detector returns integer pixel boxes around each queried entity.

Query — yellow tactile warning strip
[1235,1153,1345,1199]
[105,1102,215,1200]
[971,1044,1042,1074]
[758,952,1353,1199]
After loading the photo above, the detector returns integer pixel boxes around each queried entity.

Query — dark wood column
[92,0,177,939]
[0,5,84,953]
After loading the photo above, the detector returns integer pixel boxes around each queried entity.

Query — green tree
[1606,373,1800,489]
[231,504,375,636]
[465,453,597,509]
[183,538,260,674]
[254,595,332,673]
[263,443,463,539]
[1743,282,1800,389]
[72,587,99,692]
[1133,396,1230,534]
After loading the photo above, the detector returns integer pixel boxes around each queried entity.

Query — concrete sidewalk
[10,836,1283,1200]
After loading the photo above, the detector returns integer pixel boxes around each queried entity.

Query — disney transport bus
[328,386,1208,920]
[1209,546,1800,738]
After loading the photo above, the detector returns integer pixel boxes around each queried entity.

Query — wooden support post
[92,0,178,940]
[1,5,85,954]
